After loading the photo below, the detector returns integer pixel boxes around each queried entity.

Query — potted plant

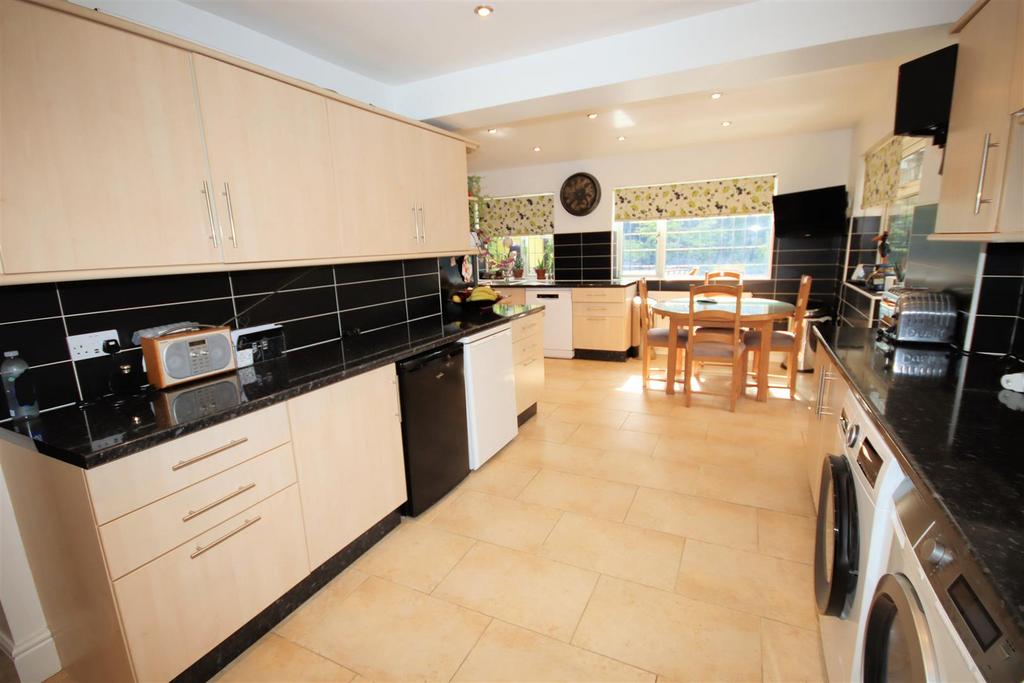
[512,252,524,279]
[535,251,553,280]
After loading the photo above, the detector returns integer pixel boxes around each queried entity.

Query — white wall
[477,128,854,233]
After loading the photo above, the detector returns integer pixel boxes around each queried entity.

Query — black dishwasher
[396,343,470,516]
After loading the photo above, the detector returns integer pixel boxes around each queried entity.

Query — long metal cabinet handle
[182,482,256,522]
[189,516,261,559]
[974,133,999,215]
[418,207,426,243]
[392,376,402,420]
[171,437,248,471]
[412,207,419,242]
[201,181,220,247]
[223,182,240,247]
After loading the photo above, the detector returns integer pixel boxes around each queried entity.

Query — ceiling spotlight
[474,5,494,17]
[487,128,498,134]
[533,146,541,152]
[587,113,598,120]
[721,120,732,127]
[710,92,723,100]
[617,135,626,141]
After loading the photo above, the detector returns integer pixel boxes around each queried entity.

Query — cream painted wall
[476,128,854,234]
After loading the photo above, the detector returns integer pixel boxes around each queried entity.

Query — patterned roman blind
[479,194,555,238]
[613,175,776,222]
[861,136,903,209]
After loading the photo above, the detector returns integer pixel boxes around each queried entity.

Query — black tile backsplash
[554,231,612,281]
[0,256,475,417]
[973,242,1024,356]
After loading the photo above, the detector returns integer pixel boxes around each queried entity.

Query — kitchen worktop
[815,325,1024,628]
[482,279,636,288]
[0,304,544,470]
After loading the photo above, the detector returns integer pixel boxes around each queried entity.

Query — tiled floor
[221,356,823,681]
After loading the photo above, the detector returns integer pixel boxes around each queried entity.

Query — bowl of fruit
[451,285,504,309]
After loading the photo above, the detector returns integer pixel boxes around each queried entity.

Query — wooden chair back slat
[686,283,744,351]
[790,275,813,340]
[704,270,743,285]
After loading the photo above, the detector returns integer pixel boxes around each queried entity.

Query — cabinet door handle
[222,182,240,247]
[418,207,426,243]
[172,437,248,471]
[392,376,402,420]
[182,482,256,522]
[201,181,220,247]
[189,516,261,559]
[412,207,419,242]
[974,133,999,215]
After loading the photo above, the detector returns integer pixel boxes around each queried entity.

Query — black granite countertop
[0,304,544,470]
[481,279,636,288]
[814,325,1024,629]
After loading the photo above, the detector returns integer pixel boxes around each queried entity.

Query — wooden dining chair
[704,270,744,285]
[637,279,687,388]
[683,283,747,411]
[744,275,812,399]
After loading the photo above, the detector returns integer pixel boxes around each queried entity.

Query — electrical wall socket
[67,330,120,361]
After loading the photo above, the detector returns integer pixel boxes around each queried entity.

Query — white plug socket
[67,330,120,361]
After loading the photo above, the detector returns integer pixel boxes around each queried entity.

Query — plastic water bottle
[1,351,39,421]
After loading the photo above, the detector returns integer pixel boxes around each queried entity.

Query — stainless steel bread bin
[879,289,957,344]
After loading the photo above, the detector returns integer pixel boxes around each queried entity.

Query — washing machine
[860,478,1023,682]
[815,392,908,683]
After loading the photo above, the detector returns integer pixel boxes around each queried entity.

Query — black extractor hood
[894,44,958,146]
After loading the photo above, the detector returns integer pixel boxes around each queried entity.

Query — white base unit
[526,289,573,358]
[461,326,518,469]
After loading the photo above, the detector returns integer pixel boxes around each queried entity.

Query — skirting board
[574,348,629,362]
[0,626,61,683]
[517,403,538,426]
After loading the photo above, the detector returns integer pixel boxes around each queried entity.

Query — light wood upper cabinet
[417,130,472,254]
[327,100,420,256]
[192,54,341,263]
[0,0,219,274]
[287,364,407,569]
[936,0,1021,235]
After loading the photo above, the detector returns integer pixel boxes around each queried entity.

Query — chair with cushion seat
[744,274,812,399]
[682,283,746,411]
[637,279,688,388]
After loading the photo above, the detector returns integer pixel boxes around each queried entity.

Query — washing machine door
[815,454,859,617]
[862,574,938,683]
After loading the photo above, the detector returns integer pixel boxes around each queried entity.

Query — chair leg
[641,340,650,388]
[729,356,739,412]
[676,348,683,380]
[683,349,693,407]
[788,348,798,399]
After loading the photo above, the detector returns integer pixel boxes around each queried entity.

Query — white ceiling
[181,0,750,84]
[464,60,898,171]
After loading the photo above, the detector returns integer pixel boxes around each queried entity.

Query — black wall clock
[560,172,601,217]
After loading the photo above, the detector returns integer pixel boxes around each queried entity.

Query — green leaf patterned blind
[479,194,555,238]
[613,175,776,222]
[861,136,903,209]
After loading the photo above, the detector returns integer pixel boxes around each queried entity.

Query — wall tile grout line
[54,283,85,402]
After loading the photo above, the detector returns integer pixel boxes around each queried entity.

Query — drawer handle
[172,437,249,471]
[190,516,261,559]
[182,482,256,522]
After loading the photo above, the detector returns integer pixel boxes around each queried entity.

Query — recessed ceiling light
[587,113,598,120]
[487,128,498,134]
[474,5,494,17]
[617,135,626,141]
[710,92,723,100]
[721,120,732,127]
[532,146,541,152]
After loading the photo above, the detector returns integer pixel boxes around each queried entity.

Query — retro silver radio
[140,326,236,389]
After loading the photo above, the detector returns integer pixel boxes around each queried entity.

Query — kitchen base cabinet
[286,364,407,569]
[571,287,634,356]
[512,313,545,417]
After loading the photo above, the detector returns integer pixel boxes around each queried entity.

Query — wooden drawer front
[573,315,630,351]
[88,404,291,524]
[514,356,544,414]
[513,334,543,366]
[511,313,544,342]
[572,288,628,304]
[100,443,297,579]
[496,288,526,305]
[574,301,628,318]
[114,485,308,683]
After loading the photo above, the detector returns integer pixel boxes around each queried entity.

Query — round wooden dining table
[651,296,796,401]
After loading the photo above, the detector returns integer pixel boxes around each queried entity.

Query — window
[483,234,553,279]
[884,138,927,278]
[618,213,774,279]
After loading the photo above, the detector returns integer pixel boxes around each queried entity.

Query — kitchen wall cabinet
[935,0,1023,237]
[0,0,219,274]
[417,130,473,254]
[806,340,848,511]
[286,364,407,568]
[193,55,341,263]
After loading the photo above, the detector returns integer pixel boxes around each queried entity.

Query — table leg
[666,317,678,395]
[757,320,771,402]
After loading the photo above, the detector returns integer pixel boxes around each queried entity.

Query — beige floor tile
[625,488,758,552]
[275,567,370,639]
[453,619,654,682]
[517,417,581,443]
[353,521,475,593]
[427,490,562,553]
[652,433,757,468]
[497,438,604,474]
[758,509,816,564]
[214,633,356,683]
[573,576,761,682]
[761,619,826,683]
[589,451,699,496]
[696,461,813,517]
[433,542,598,642]
[539,512,684,591]
[675,540,817,630]
[518,469,637,522]
[621,413,709,438]
[463,459,540,498]
[567,425,659,456]
[551,404,630,429]
[280,576,490,682]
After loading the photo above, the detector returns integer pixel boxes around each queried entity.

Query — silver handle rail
[974,133,999,215]
[223,182,240,247]
[182,482,256,522]
[189,516,261,559]
[171,437,249,471]
[201,181,220,247]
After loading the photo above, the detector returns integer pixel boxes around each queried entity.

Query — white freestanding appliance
[525,289,573,358]
[461,325,518,469]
